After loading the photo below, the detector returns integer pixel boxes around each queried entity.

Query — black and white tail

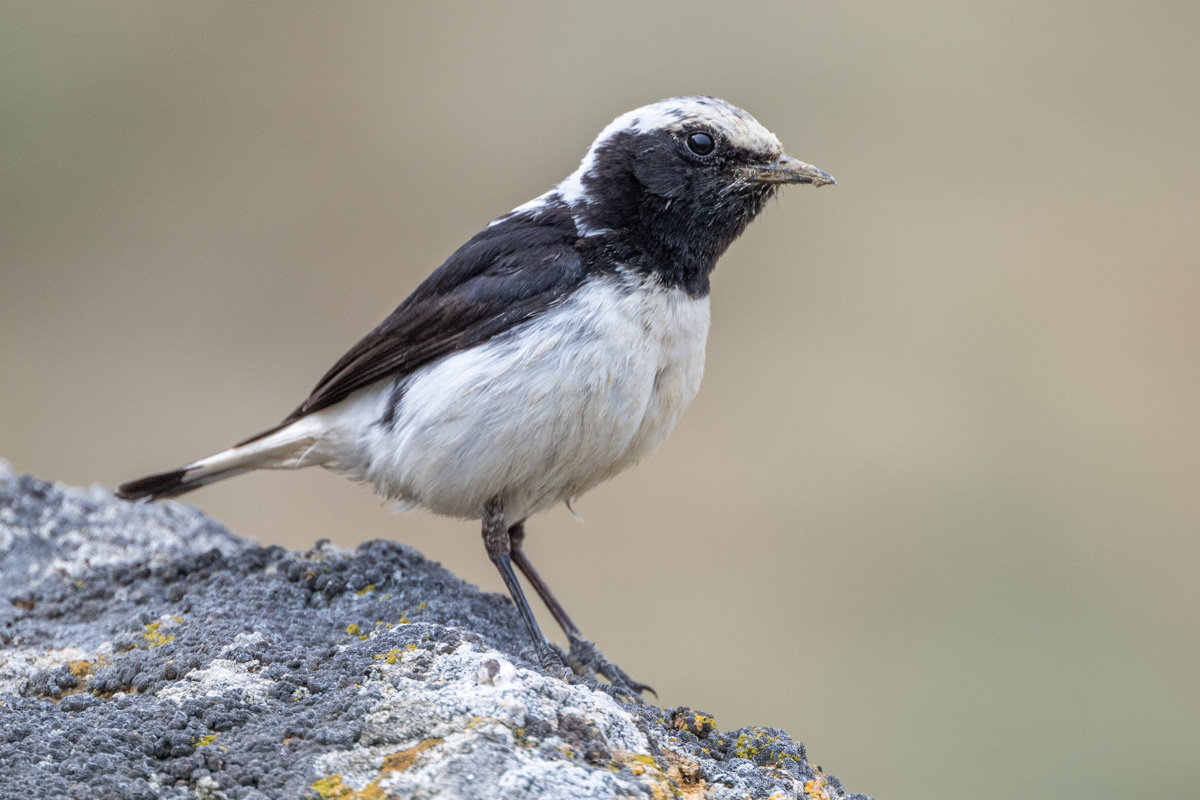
[116,419,321,501]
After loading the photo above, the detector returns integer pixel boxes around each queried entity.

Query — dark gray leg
[509,520,654,699]
[481,499,566,676]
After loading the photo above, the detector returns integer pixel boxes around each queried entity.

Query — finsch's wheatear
[118,96,835,698]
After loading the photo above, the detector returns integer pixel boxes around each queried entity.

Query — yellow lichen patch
[417,602,427,610]
[43,654,110,702]
[356,584,376,596]
[192,734,217,748]
[374,648,401,665]
[310,775,385,800]
[67,659,96,681]
[346,623,361,635]
[670,710,716,738]
[143,622,175,648]
[379,737,444,772]
[398,613,411,624]
[311,775,354,799]
[733,729,781,760]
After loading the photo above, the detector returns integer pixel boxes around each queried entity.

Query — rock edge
[0,464,872,800]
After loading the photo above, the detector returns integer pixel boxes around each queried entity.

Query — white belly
[314,273,710,521]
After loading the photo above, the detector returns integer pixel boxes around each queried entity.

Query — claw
[539,643,632,700]
[563,634,654,701]
[581,675,647,704]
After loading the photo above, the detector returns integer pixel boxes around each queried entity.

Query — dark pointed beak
[750,155,836,187]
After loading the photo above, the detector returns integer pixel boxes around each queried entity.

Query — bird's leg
[509,521,655,700]
[481,498,567,677]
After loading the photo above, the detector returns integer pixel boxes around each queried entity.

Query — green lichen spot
[345,623,361,635]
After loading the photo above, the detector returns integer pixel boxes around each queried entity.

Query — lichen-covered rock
[0,463,872,800]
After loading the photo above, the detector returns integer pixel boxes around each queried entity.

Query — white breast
[314,273,710,521]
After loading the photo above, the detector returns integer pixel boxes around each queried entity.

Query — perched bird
[117,96,834,698]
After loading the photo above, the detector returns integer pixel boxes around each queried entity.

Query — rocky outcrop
[0,463,871,800]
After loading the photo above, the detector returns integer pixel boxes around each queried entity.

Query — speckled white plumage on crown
[556,96,784,212]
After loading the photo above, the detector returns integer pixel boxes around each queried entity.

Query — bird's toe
[565,635,655,701]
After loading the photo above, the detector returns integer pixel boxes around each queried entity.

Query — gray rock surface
[0,462,872,800]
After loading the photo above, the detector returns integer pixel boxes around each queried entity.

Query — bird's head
[557,96,834,292]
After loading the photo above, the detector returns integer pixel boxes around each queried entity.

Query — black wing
[242,206,587,444]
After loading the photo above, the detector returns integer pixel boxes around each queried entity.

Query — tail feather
[116,419,321,502]
[116,467,194,500]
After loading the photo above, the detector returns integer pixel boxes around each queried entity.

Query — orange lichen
[310,738,443,799]
[380,738,444,772]
[804,777,834,800]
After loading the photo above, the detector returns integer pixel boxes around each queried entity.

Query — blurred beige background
[2,2,1198,798]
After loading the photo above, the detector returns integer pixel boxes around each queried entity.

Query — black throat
[570,130,775,298]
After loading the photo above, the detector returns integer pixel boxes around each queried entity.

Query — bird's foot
[525,638,651,703]
[546,644,645,703]
[552,635,655,702]
[524,644,573,682]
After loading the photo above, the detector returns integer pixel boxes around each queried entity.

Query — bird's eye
[685,131,716,157]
